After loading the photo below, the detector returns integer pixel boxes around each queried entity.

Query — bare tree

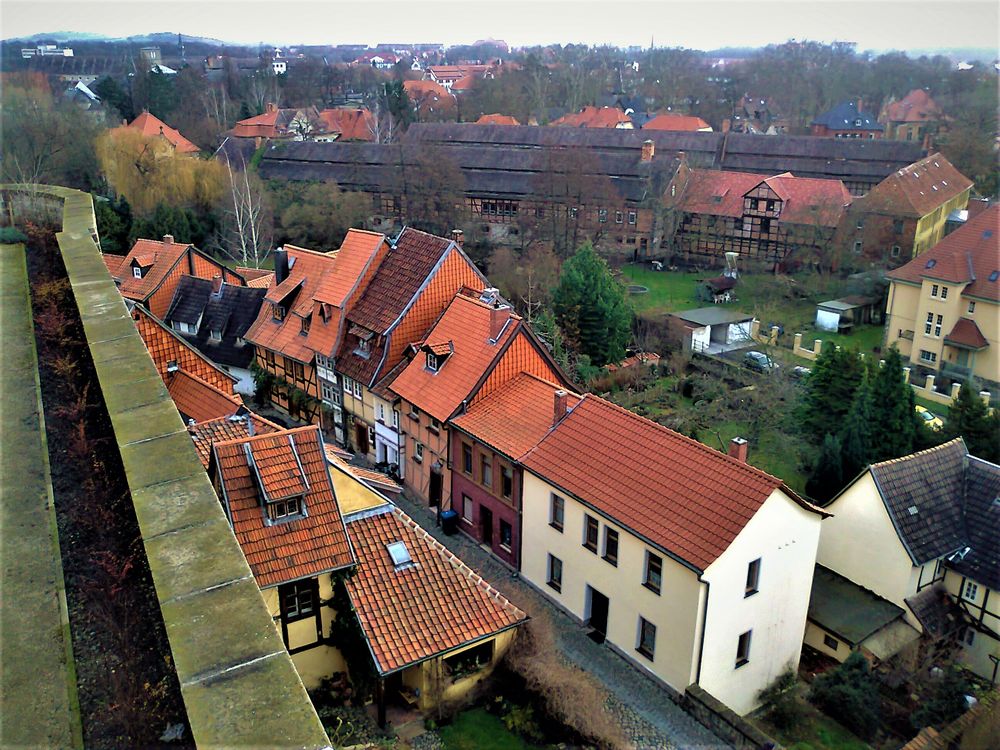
[220,153,273,268]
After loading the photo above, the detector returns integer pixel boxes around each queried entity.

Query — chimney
[211,273,223,295]
[488,303,508,343]
[641,139,655,162]
[451,228,464,247]
[553,390,568,424]
[728,436,748,463]
[274,247,289,285]
[163,234,174,245]
[266,101,278,113]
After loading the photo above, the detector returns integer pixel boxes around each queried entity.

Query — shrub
[808,652,882,740]
[0,226,28,243]
[758,670,804,731]
[911,666,970,730]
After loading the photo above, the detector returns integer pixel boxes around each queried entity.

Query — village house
[551,106,634,129]
[424,63,495,91]
[131,305,247,423]
[514,397,827,715]
[879,89,946,145]
[117,110,200,154]
[335,228,487,461]
[849,153,973,263]
[642,113,712,132]
[230,102,328,146]
[387,289,569,509]
[725,94,788,135]
[403,79,456,120]
[815,439,1000,685]
[665,163,854,269]
[475,113,520,126]
[811,99,883,139]
[883,205,999,391]
[164,275,266,394]
[244,230,389,437]
[103,235,244,318]
[449,373,581,567]
[314,108,376,142]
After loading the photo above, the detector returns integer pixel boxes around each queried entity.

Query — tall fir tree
[947,382,1000,463]
[806,433,844,504]
[552,243,632,366]
[840,371,874,480]
[869,347,916,461]
[801,345,864,442]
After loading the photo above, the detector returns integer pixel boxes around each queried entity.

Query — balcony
[939,360,973,381]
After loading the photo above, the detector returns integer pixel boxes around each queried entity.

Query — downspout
[694,576,711,686]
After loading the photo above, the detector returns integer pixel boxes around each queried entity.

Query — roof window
[989,271,999,282]
[387,541,413,569]
[925,259,937,269]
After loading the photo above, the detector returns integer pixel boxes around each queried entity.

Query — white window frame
[546,553,562,592]
[353,380,362,398]
[628,210,637,225]
[636,616,656,660]
[964,581,978,602]
[931,284,940,298]
[934,314,943,338]
[736,630,752,668]
[919,350,937,364]
[133,266,142,278]
[343,376,353,393]
[549,493,565,531]
[968,301,976,314]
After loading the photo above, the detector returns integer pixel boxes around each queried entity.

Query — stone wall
[683,685,780,749]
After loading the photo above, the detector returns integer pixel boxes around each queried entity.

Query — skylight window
[907,505,919,516]
[925,259,937,269]
[387,541,413,568]
[990,271,999,282]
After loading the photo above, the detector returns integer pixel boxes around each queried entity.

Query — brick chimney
[162,234,174,245]
[274,247,289,285]
[728,437,748,463]
[641,139,655,162]
[488,303,508,344]
[451,229,464,247]
[211,273,223,295]
[265,102,278,113]
[553,390,568,424]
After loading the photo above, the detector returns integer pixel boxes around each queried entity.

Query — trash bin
[440,509,459,535]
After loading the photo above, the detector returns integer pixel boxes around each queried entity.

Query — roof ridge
[871,436,967,469]
[211,423,321,449]
[170,368,243,401]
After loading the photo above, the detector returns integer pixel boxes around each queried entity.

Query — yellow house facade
[884,205,999,389]
[518,396,827,715]
[817,439,1000,684]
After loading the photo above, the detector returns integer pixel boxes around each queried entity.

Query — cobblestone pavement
[387,490,731,750]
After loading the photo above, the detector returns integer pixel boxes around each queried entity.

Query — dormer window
[301,315,311,335]
[133,266,143,279]
[272,303,285,321]
[209,329,222,342]
[426,353,439,371]
[266,495,302,522]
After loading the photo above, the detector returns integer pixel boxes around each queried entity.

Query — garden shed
[815,295,882,333]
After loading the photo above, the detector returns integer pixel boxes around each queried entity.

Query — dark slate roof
[811,100,883,131]
[905,584,967,639]
[808,565,905,645]
[870,439,968,565]
[165,276,267,368]
[869,438,1000,589]
[953,457,1000,590]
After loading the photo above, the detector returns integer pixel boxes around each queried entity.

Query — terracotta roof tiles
[318,108,376,142]
[643,113,712,132]
[132,306,238,392]
[861,152,973,218]
[476,114,520,126]
[345,505,527,674]
[126,111,200,153]
[213,426,355,588]
[116,237,192,302]
[188,412,282,468]
[944,318,989,350]
[166,369,245,423]
[882,90,942,124]
[101,253,126,276]
[551,106,632,128]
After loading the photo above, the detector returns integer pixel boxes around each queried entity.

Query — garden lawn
[619,264,701,313]
[438,708,541,750]
[696,420,808,495]
[797,325,884,356]
[758,701,871,750]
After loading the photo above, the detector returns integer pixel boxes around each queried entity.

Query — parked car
[915,405,943,431]
[743,351,779,373]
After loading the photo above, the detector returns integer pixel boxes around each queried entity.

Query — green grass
[758,700,871,750]
[696,420,808,494]
[619,265,702,313]
[438,708,541,750]
[797,325,884,355]
[914,394,951,417]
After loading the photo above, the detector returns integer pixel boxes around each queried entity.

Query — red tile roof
[236,266,275,284]
[944,318,989,350]
[452,372,581,459]
[323,447,403,494]
[344,504,527,674]
[861,153,973,218]
[551,106,632,128]
[450,75,477,92]
[318,108,376,141]
[166,369,245,423]
[476,114,520,126]
[126,111,200,153]
[427,64,492,83]
[678,169,852,226]
[231,108,281,139]
[116,237,192,302]
[643,113,712,132]
[212,426,355,588]
[101,253,126,276]
[188,412,282,468]
[522,395,823,571]
[882,89,943,124]
[887,206,999,302]
[389,294,520,421]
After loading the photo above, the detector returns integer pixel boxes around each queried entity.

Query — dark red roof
[887,206,999,302]
[944,318,989,350]
[882,89,942,124]
[861,153,973,218]
[522,395,822,571]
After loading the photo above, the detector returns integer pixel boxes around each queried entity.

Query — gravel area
[387,490,731,750]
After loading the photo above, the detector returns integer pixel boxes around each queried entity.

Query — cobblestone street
[389,491,731,750]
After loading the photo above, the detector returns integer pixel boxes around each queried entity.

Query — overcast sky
[3,0,998,53]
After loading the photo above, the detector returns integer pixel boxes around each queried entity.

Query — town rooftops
[809,565,907,646]
[115,235,194,302]
[388,293,520,422]
[522,395,821,571]
[860,152,973,218]
[188,411,281,468]
[451,373,582,459]
[125,110,200,153]
[886,205,999,301]
[211,426,355,588]
[551,106,632,128]
[643,113,712,132]
[166,368,245,423]
[344,503,527,675]
[476,113,520,126]
[231,103,323,140]
[882,89,943,124]
[812,100,883,132]
[318,108,375,141]
[866,438,999,584]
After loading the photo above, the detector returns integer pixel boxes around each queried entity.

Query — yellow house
[519,395,828,715]
[884,205,999,390]
[817,438,1000,684]
[853,152,972,261]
